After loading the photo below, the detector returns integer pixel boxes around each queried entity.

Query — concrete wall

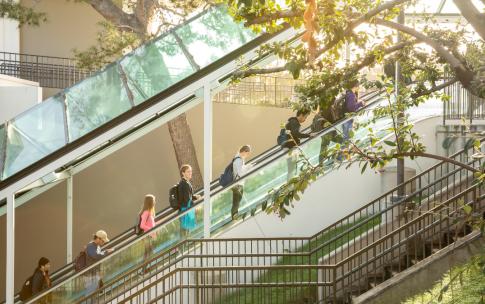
[355,232,485,304]
[19,0,103,58]
[0,16,19,53]
[0,101,298,301]
[0,74,42,124]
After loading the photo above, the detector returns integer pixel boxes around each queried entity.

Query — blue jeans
[342,119,354,140]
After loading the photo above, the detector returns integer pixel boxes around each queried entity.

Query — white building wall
[0,74,42,124]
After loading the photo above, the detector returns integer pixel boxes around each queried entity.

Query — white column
[6,193,15,304]
[67,174,73,263]
[203,84,212,239]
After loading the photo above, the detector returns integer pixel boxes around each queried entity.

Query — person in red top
[138,194,156,272]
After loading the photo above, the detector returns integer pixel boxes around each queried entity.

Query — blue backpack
[219,157,240,187]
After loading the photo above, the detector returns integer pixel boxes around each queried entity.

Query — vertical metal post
[67,174,73,263]
[6,192,15,304]
[203,84,212,239]
[396,10,405,197]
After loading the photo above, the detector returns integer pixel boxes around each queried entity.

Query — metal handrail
[74,137,482,303]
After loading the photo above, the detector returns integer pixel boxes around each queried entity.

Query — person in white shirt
[232,145,252,219]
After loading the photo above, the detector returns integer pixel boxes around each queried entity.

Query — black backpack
[19,275,33,301]
[169,184,180,209]
[219,157,240,187]
[277,128,289,146]
[134,213,144,236]
[74,249,87,272]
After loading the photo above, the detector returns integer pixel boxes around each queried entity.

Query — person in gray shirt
[232,145,252,219]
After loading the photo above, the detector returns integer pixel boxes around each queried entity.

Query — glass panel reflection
[3,96,67,179]
[119,34,195,104]
[66,64,133,141]
[176,6,256,68]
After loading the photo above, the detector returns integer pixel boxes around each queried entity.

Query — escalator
[22,88,443,303]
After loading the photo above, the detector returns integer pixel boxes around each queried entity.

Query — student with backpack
[135,194,157,273]
[281,109,316,180]
[84,230,113,295]
[19,257,51,302]
[178,164,201,237]
[220,145,253,219]
[342,81,365,140]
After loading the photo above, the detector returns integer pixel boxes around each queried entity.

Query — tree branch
[411,77,459,98]
[87,0,144,34]
[374,18,475,88]
[236,0,412,78]
[244,9,303,26]
[395,151,480,173]
[453,0,485,41]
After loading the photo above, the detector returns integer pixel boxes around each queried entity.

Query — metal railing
[103,170,484,304]
[0,51,93,88]
[74,140,484,304]
[213,75,304,108]
[443,80,485,124]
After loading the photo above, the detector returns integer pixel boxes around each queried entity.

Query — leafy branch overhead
[229,0,485,101]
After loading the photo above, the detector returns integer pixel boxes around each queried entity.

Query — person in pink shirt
[138,194,156,272]
[139,194,156,233]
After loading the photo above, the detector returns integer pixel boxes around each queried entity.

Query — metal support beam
[396,10,405,197]
[67,174,73,263]
[6,193,15,304]
[203,84,212,239]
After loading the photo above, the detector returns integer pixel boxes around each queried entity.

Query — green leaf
[384,140,397,146]
[463,205,472,215]
[361,162,368,174]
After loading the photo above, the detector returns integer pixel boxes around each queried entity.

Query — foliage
[403,253,485,304]
[225,0,485,219]
[0,0,47,27]
[73,21,139,70]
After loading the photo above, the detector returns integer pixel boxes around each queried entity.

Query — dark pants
[232,185,243,219]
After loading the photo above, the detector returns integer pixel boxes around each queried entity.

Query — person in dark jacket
[342,82,365,140]
[311,107,340,166]
[284,109,315,181]
[178,164,201,237]
[31,257,51,297]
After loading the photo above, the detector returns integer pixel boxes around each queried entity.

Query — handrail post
[203,84,212,239]
[5,192,15,304]
[67,173,73,263]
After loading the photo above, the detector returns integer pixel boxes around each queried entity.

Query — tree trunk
[167,114,204,189]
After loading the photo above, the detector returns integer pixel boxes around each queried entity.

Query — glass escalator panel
[3,96,67,179]
[0,5,258,182]
[65,64,134,141]
[175,6,256,68]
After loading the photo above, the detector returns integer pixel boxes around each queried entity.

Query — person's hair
[38,257,49,268]
[296,109,311,117]
[140,194,156,216]
[180,164,192,176]
[239,145,251,153]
